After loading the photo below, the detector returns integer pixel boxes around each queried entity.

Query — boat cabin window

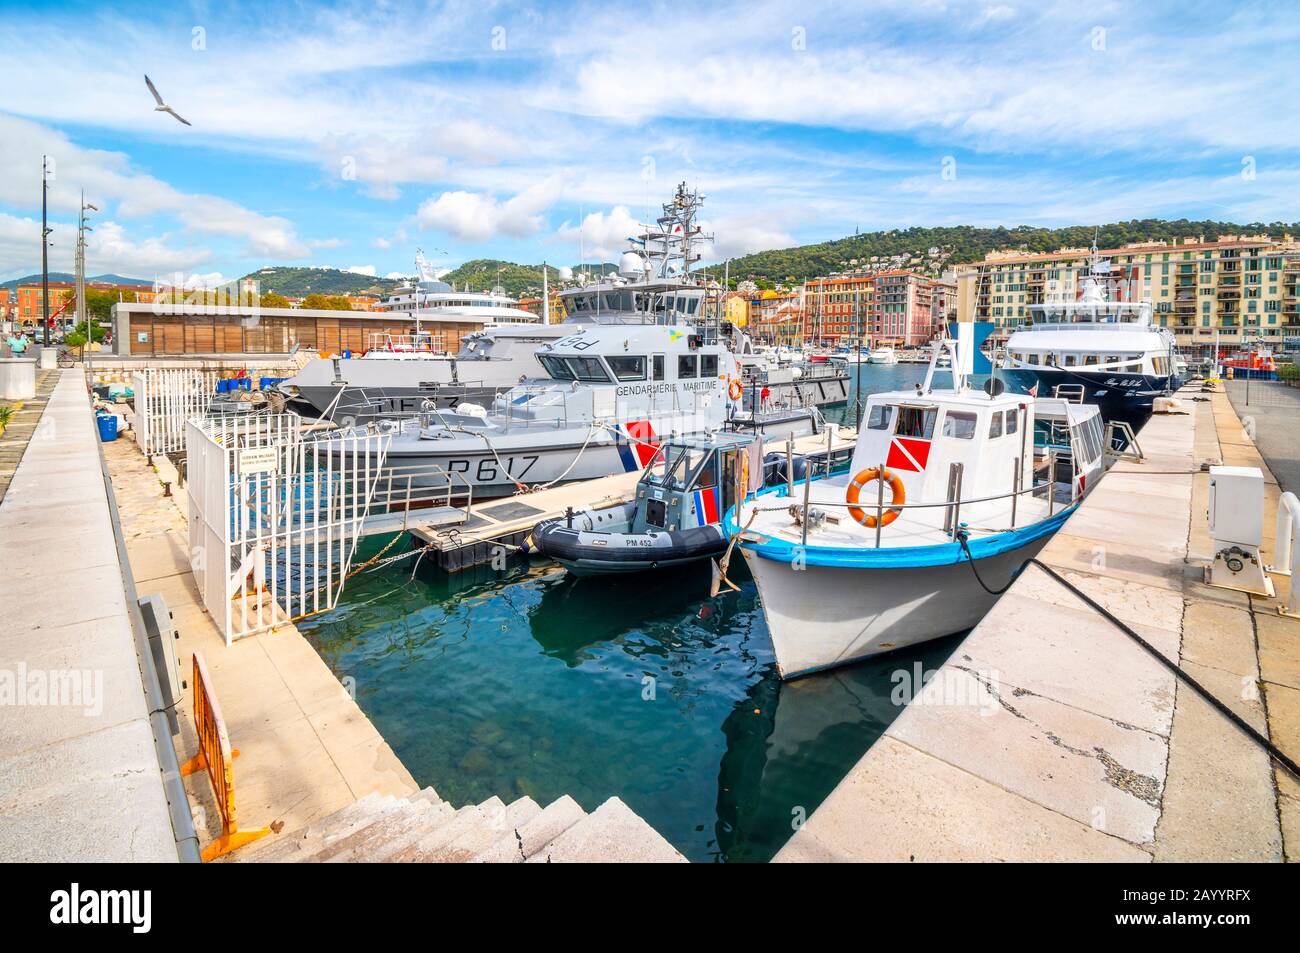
[566,356,613,383]
[942,411,978,440]
[895,406,937,439]
[604,291,635,312]
[607,355,647,381]
[652,354,665,381]
[1006,408,1019,434]
[678,355,699,379]
[989,412,1003,438]
[645,445,713,492]
[700,353,718,377]
[866,404,893,430]
[539,354,575,380]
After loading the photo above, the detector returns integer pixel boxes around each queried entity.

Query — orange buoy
[845,467,905,528]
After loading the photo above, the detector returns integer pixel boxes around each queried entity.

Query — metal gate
[185,413,392,645]
[134,368,219,455]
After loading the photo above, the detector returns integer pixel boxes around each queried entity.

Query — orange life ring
[728,378,744,401]
[845,467,905,528]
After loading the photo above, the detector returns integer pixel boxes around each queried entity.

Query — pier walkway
[777,385,1297,862]
[0,371,183,862]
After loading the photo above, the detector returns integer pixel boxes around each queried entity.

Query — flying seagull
[144,75,191,126]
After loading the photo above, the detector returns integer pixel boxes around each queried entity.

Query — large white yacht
[1001,247,1181,431]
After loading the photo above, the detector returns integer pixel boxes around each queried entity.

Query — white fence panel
[185,413,391,645]
[135,369,219,456]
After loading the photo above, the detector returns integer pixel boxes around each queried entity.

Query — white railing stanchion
[1267,491,1299,619]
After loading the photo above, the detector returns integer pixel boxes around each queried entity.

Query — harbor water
[298,362,963,862]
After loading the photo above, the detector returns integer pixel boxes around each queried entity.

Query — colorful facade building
[803,275,873,343]
[746,291,804,343]
[954,235,1300,353]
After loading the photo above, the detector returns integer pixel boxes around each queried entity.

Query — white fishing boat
[868,345,898,364]
[725,326,1107,679]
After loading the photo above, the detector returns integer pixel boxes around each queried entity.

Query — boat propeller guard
[845,467,905,528]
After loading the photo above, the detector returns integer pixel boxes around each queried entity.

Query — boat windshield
[538,354,613,382]
[644,445,715,491]
[1030,303,1145,324]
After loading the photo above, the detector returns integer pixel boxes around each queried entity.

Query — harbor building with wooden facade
[109,301,500,357]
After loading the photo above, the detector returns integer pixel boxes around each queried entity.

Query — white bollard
[0,357,36,400]
[1267,491,1300,619]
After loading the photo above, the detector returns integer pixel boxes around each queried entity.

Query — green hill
[719,219,1300,288]
[240,262,616,299]
[241,267,403,297]
[440,259,616,298]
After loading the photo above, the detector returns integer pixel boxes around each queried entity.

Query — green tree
[260,292,290,308]
[65,319,107,347]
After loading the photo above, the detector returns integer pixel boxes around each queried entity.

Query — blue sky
[0,0,1297,286]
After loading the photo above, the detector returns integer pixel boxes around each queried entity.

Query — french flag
[694,487,720,525]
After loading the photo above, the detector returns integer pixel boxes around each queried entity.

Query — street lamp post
[41,156,51,348]
[77,192,98,384]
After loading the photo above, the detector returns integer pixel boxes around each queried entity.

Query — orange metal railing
[180,652,276,860]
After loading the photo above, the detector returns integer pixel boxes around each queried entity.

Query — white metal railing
[365,332,447,354]
[134,368,218,456]
[1267,491,1299,619]
[185,413,392,644]
[751,444,1078,550]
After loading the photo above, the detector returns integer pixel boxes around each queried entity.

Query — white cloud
[417,176,567,242]
[372,237,392,249]
[345,265,377,276]
[384,271,413,281]
[0,211,211,279]
[0,114,309,262]
[705,215,797,260]
[552,205,643,261]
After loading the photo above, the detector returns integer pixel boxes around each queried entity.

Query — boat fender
[845,467,905,528]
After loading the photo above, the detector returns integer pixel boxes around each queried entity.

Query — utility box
[1206,466,1274,596]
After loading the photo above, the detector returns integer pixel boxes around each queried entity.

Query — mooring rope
[951,542,1300,782]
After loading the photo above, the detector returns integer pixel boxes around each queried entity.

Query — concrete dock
[777,385,1298,862]
[103,435,422,855]
[0,371,184,862]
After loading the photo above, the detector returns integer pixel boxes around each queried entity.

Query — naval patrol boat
[320,184,820,497]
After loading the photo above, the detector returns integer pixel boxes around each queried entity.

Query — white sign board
[238,447,279,476]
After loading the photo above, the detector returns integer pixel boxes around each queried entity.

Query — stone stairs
[240,789,687,863]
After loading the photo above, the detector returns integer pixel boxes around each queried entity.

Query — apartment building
[955,235,1300,354]
[746,290,804,342]
[803,274,873,343]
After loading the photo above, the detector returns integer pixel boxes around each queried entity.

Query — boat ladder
[1053,383,1086,404]
[1104,420,1144,462]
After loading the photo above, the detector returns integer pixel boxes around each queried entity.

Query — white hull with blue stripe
[726,329,1108,679]
[739,504,1073,678]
